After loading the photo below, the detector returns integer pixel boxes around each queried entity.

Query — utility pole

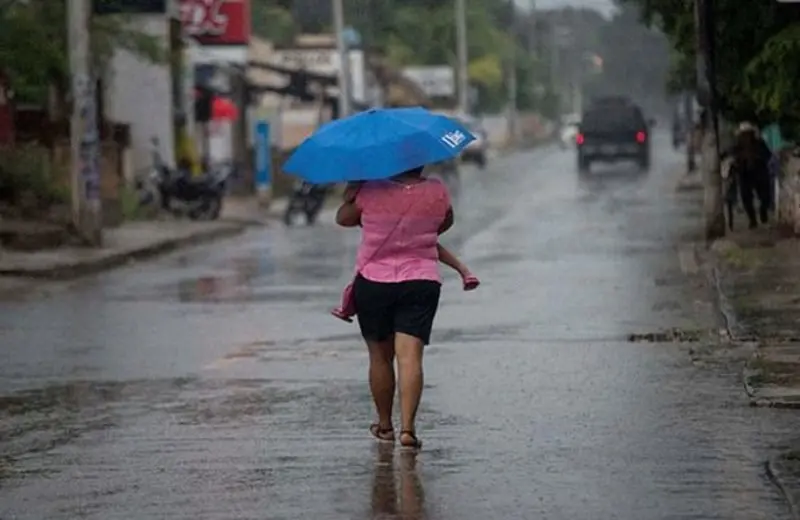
[695,0,725,240]
[333,0,350,118]
[455,0,469,115]
[68,0,102,245]
[549,25,561,116]
[684,91,696,173]
[506,3,518,147]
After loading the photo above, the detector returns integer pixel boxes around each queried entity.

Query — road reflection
[371,443,426,519]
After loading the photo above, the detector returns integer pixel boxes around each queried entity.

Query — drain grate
[627,328,707,343]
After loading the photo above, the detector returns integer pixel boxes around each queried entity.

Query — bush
[0,145,68,218]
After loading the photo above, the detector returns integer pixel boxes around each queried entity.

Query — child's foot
[331,308,354,322]
[462,273,480,291]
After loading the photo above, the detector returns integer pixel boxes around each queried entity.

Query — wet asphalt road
[2,134,800,519]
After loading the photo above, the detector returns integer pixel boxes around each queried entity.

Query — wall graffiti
[73,73,101,202]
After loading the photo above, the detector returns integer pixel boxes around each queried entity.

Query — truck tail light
[576,133,585,145]
[636,131,646,143]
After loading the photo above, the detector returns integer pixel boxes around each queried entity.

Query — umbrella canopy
[211,96,238,121]
[283,107,475,184]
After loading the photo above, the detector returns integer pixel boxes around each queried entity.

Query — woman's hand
[343,182,362,203]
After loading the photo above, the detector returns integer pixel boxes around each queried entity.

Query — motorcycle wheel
[189,197,222,221]
[283,205,297,226]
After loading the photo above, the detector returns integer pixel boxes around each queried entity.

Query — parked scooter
[137,138,232,220]
[283,179,330,226]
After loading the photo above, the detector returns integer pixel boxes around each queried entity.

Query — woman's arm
[335,202,361,227]
[335,182,363,227]
[438,206,454,235]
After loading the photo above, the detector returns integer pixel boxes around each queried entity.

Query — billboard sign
[270,47,367,103]
[402,66,455,97]
[181,0,251,46]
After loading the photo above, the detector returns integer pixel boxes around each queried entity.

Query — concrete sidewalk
[710,227,800,519]
[0,196,294,281]
[0,220,247,279]
[711,227,800,408]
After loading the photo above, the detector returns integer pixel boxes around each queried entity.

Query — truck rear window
[581,107,645,132]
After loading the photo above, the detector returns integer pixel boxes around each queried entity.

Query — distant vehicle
[458,117,488,168]
[575,101,654,172]
[588,95,634,107]
[283,179,331,226]
[559,113,581,149]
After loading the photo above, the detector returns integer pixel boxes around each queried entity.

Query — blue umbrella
[283,107,476,184]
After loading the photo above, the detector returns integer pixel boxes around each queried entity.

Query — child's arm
[437,244,479,290]
[437,244,469,277]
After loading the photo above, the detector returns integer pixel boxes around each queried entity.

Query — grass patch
[720,246,764,270]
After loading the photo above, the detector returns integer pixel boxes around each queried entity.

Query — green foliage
[744,24,800,127]
[253,0,529,112]
[0,145,68,215]
[251,1,297,45]
[621,0,800,136]
[0,0,165,105]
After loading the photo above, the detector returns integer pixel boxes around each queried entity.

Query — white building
[104,9,183,178]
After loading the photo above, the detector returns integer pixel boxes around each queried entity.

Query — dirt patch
[627,327,707,343]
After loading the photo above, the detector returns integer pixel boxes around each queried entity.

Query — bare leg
[394,332,425,446]
[366,338,396,439]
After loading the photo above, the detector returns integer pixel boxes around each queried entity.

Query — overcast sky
[517,0,616,17]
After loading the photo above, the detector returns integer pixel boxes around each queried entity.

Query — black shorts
[353,274,441,345]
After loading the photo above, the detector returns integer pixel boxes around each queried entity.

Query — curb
[0,224,246,280]
[767,454,800,520]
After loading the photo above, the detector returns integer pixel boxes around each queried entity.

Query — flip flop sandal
[399,430,422,450]
[331,308,354,323]
[463,274,480,291]
[370,424,395,443]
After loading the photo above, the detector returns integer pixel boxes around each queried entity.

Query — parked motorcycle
[283,179,330,226]
[137,139,232,220]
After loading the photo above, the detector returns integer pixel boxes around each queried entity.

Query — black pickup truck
[576,100,653,172]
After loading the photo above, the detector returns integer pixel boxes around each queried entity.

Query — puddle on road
[0,376,365,481]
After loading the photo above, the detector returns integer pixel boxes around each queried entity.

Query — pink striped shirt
[354,178,451,283]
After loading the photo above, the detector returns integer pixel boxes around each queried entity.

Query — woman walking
[335,166,454,449]
[729,122,773,228]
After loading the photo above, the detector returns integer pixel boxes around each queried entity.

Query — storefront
[181,0,251,190]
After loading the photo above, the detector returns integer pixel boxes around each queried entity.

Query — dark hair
[400,166,425,177]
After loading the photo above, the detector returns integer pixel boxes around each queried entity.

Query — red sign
[181,0,250,46]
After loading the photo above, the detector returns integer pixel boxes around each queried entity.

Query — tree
[250,0,546,113]
[0,0,164,106]
[251,1,297,46]
[621,0,800,135]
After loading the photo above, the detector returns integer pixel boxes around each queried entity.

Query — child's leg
[436,244,479,290]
